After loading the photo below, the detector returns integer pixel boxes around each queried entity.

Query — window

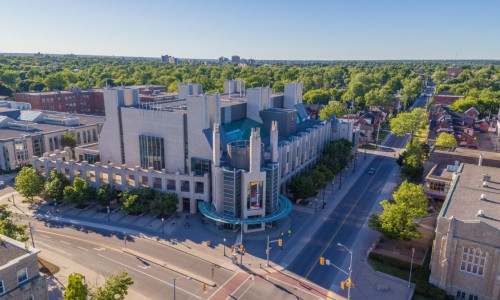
[139,135,165,171]
[0,280,4,294]
[429,181,447,192]
[456,290,465,300]
[17,267,28,283]
[461,247,487,276]
[468,294,478,300]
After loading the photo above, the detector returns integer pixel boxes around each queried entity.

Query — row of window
[456,290,478,300]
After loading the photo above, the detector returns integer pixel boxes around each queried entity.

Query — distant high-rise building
[231,55,240,64]
[168,56,179,64]
[161,54,170,63]
[219,56,225,64]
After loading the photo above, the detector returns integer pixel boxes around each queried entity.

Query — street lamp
[223,238,226,257]
[339,171,342,190]
[322,183,326,209]
[337,243,353,300]
[314,198,318,213]
[173,275,191,300]
[161,217,165,234]
[345,166,348,180]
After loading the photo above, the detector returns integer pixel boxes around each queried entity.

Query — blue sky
[1,0,499,60]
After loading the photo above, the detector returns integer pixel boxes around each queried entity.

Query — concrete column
[94,162,101,186]
[190,171,196,214]
[161,169,167,191]
[175,170,182,212]
[81,161,89,180]
[134,166,140,189]
[68,160,75,182]
[56,158,62,172]
[148,167,154,188]
[107,163,114,187]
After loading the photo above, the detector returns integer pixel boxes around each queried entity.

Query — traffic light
[231,245,234,252]
[278,239,282,249]
[340,281,345,290]
[319,256,325,265]
[239,244,244,251]
[346,277,351,287]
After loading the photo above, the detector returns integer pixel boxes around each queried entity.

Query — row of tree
[14,167,178,216]
[65,272,133,300]
[288,139,352,201]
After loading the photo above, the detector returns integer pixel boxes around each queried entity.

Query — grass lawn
[360,144,377,150]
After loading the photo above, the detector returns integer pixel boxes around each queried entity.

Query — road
[285,94,428,289]
[29,223,233,299]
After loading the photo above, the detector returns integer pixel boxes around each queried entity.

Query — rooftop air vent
[483,174,491,182]
[483,181,489,187]
[477,210,484,217]
[480,194,487,200]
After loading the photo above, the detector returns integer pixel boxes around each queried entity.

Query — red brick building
[15,85,168,116]
[433,92,465,105]
[446,67,463,78]
[15,89,105,115]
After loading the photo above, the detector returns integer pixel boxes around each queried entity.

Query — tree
[149,191,178,217]
[91,272,134,300]
[390,108,427,143]
[44,170,70,201]
[303,89,331,105]
[44,73,67,90]
[435,132,457,148]
[63,272,133,300]
[120,190,142,214]
[96,184,119,206]
[15,167,45,203]
[368,181,428,241]
[65,273,88,300]
[63,177,93,207]
[319,101,347,120]
[0,82,14,96]
[288,174,316,201]
[365,88,392,107]
[432,70,448,84]
[0,204,28,242]
[61,132,77,149]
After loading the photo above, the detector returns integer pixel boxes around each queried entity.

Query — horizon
[1,0,499,60]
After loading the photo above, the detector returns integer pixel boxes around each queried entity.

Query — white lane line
[60,241,71,245]
[137,265,151,269]
[40,235,51,239]
[236,280,254,299]
[35,241,72,257]
[78,246,89,252]
[93,247,106,251]
[97,254,201,299]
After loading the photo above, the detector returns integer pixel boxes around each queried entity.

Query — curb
[122,248,216,287]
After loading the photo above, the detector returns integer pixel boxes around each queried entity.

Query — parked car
[368,168,376,175]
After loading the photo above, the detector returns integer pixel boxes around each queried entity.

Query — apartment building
[0,234,48,300]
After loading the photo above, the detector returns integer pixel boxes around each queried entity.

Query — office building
[231,55,240,64]
[0,109,104,171]
[429,163,500,300]
[0,234,48,299]
[33,81,337,232]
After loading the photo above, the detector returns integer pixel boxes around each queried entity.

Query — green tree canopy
[65,273,88,300]
[319,101,347,120]
[44,170,71,201]
[63,177,95,206]
[91,272,134,300]
[365,88,392,107]
[15,167,45,203]
[61,132,77,149]
[390,108,427,143]
[149,192,178,217]
[96,184,119,206]
[435,132,457,148]
[303,89,331,105]
[0,204,28,242]
[369,181,428,241]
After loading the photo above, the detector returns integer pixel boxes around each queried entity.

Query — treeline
[14,167,178,216]
[432,65,500,115]
[0,55,455,109]
[288,139,352,201]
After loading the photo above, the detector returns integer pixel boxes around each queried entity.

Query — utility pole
[408,247,415,288]
[28,222,35,247]
[266,235,283,267]
[322,182,326,209]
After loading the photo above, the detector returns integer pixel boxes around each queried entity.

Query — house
[464,107,480,120]
[446,67,463,79]
[428,104,479,148]
[303,103,322,119]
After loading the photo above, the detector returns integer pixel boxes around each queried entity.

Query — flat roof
[441,163,500,229]
[0,111,105,140]
[0,237,29,265]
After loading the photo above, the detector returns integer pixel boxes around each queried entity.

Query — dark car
[368,168,376,175]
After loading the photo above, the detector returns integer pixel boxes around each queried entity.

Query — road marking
[93,247,106,251]
[40,235,51,239]
[97,254,201,299]
[60,241,71,245]
[137,264,151,269]
[37,229,121,252]
[235,279,254,298]
[305,172,378,278]
[35,241,72,257]
[77,246,89,252]
[267,275,324,299]
[208,272,240,300]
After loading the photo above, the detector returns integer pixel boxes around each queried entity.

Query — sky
[1,0,499,60]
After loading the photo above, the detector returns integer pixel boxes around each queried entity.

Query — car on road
[368,168,376,175]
